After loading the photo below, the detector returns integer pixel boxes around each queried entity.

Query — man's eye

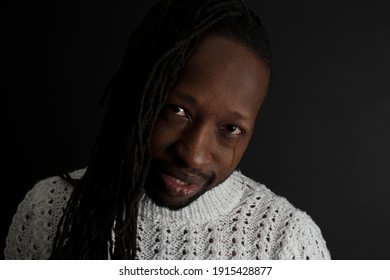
[221,125,244,136]
[167,105,188,118]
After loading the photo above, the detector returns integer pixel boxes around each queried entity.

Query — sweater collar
[138,171,244,222]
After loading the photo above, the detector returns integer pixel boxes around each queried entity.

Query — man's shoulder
[28,168,85,202]
[230,170,304,218]
[229,171,331,259]
[4,168,85,259]
[13,167,86,233]
[231,171,291,204]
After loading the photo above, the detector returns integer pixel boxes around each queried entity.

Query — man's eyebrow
[175,91,199,104]
[229,111,250,121]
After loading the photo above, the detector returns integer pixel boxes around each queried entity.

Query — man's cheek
[151,124,174,155]
[150,124,163,156]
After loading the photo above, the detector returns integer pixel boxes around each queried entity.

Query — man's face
[145,35,270,209]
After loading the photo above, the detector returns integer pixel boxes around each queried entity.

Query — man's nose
[174,124,214,169]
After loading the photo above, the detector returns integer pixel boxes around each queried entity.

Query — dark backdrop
[2,0,390,259]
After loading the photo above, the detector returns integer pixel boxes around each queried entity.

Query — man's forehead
[170,36,269,116]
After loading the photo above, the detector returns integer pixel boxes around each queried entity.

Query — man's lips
[159,172,202,198]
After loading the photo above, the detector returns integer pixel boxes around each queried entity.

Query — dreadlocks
[50,0,271,259]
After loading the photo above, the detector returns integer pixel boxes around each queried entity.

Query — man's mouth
[159,172,202,198]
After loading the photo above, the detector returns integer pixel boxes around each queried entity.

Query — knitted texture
[4,170,330,260]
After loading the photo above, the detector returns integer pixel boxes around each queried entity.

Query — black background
[2,0,390,259]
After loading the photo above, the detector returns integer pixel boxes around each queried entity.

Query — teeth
[174,178,189,185]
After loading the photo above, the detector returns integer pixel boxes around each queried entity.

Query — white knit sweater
[4,169,330,260]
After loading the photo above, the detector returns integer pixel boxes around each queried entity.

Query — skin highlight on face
[145,35,270,210]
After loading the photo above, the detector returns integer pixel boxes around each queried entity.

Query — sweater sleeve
[276,211,331,260]
[4,177,72,259]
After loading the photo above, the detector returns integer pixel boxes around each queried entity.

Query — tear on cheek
[230,146,236,170]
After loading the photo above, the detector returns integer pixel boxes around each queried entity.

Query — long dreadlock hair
[50,0,271,259]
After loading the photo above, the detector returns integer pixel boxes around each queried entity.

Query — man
[5,0,330,259]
